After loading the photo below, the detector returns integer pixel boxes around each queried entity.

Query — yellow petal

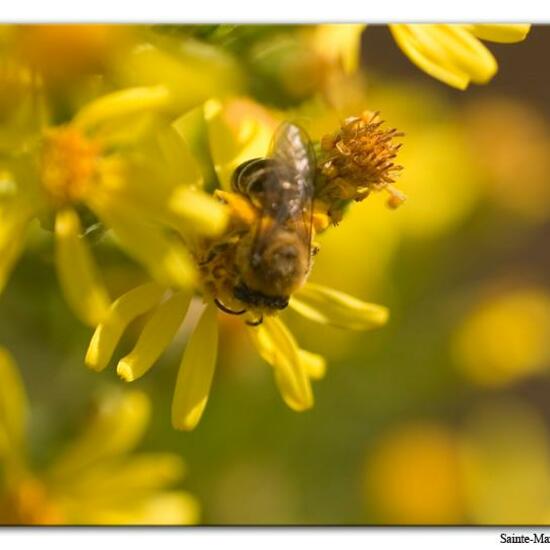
[55,453,186,497]
[290,282,389,330]
[117,290,191,382]
[248,316,313,412]
[48,390,150,480]
[169,186,229,238]
[85,282,166,372]
[171,304,218,431]
[390,25,470,90]
[0,207,31,294]
[156,124,204,188]
[89,195,196,289]
[431,25,497,84]
[131,492,200,525]
[120,40,242,116]
[0,347,28,462]
[171,106,217,188]
[72,85,172,134]
[204,98,276,190]
[68,491,200,525]
[311,24,366,73]
[54,208,110,327]
[299,349,327,380]
[467,24,531,43]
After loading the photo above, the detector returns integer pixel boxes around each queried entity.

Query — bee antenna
[246,315,264,327]
[214,298,246,316]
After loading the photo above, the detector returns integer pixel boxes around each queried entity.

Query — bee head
[238,230,309,299]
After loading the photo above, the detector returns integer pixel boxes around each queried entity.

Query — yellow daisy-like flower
[85,98,396,430]
[0,84,228,327]
[0,348,199,525]
[452,286,550,388]
[388,24,531,90]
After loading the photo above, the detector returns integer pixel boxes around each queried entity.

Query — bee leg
[245,314,264,327]
[214,298,246,316]
[311,242,321,256]
[199,242,231,266]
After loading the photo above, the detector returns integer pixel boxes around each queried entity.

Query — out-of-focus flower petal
[48,390,150,480]
[85,282,166,372]
[67,491,199,525]
[430,25,497,84]
[0,347,28,462]
[54,453,186,497]
[120,41,242,116]
[117,290,192,382]
[390,25,467,89]
[364,422,464,524]
[156,125,204,188]
[290,282,389,330]
[248,316,313,412]
[452,287,550,387]
[169,186,229,237]
[466,24,531,43]
[310,24,366,73]
[54,208,110,327]
[171,304,218,431]
[388,23,529,89]
[89,193,196,289]
[204,98,276,190]
[460,401,550,524]
[72,85,171,134]
[0,205,32,294]
[298,349,327,380]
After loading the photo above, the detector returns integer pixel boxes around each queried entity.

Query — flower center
[0,477,64,525]
[41,126,100,205]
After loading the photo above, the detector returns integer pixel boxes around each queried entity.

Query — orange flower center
[41,126,100,205]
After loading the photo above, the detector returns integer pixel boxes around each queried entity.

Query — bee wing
[268,121,315,237]
[248,123,316,270]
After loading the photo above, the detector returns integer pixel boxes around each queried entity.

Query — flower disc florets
[40,127,100,206]
[316,111,405,222]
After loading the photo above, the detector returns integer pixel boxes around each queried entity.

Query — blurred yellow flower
[452,286,550,387]
[0,85,228,326]
[0,348,199,525]
[363,422,465,524]
[389,24,531,90]
[464,97,550,222]
[460,400,550,524]
[307,24,366,75]
[364,400,550,525]
[11,25,132,89]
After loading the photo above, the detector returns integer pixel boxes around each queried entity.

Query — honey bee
[215,122,316,325]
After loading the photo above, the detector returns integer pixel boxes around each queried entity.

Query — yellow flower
[11,25,133,89]
[307,24,366,75]
[86,281,388,431]
[460,400,550,525]
[363,422,465,524]
[363,399,550,525]
[85,98,392,430]
[0,348,199,525]
[0,85,228,326]
[452,286,550,387]
[388,24,531,90]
